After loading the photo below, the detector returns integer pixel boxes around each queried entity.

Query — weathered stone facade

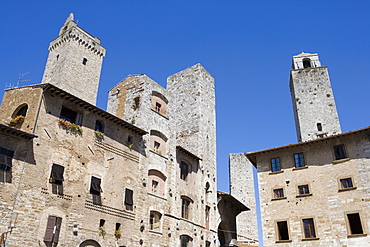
[290,52,341,142]
[230,53,370,246]
[0,13,249,247]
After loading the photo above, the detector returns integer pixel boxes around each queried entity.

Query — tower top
[59,13,77,35]
[292,52,321,70]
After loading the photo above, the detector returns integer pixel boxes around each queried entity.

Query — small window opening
[298,185,310,195]
[347,213,364,235]
[294,153,305,168]
[99,219,105,228]
[277,221,289,240]
[90,176,102,205]
[95,120,103,132]
[180,162,189,180]
[149,211,161,231]
[14,104,28,117]
[303,218,316,238]
[181,198,191,219]
[56,54,59,61]
[49,164,64,195]
[82,58,87,65]
[115,223,121,231]
[0,147,14,183]
[125,188,134,210]
[154,141,160,151]
[271,158,281,172]
[273,188,284,199]
[151,180,158,193]
[317,123,322,131]
[205,206,210,230]
[334,144,347,160]
[340,178,353,189]
[60,106,77,123]
[155,102,161,113]
[303,59,311,68]
[133,97,140,110]
[128,135,133,144]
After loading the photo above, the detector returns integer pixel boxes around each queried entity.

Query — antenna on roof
[17,72,31,87]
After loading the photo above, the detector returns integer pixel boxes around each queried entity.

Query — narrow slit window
[317,123,322,131]
[82,58,88,65]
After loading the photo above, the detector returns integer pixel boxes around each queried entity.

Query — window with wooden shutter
[44,215,62,243]
[90,176,102,205]
[125,188,133,206]
[0,147,14,183]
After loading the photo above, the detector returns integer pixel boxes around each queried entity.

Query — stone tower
[290,52,341,142]
[41,13,106,105]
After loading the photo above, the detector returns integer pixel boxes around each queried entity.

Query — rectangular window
[205,206,210,230]
[149,211,161,231]
[125,188,134,206]
[0,147,14,183]
[302,218,316,239]
[277,221,289,241]
[205,241,211,247]
[50,164,64,195]
[154,141,160,151]
[182,198,190,219]
[294,153,305,168]
[271,158,281,172]
[273,188,284,199]
[90,176,102,205]
[155,102,161,113]
[60,106,77,123]
[347,213,364,235]
[82,58,87,65]
[340,178,353,189]
[298,185,310,195]
[44,215,62,243]
[334,144,347,160]
[151,180,158,193]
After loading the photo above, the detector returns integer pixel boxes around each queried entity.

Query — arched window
[95,120,103,132]
[303,58,311,68]
[149,211,162,231]
[13,104,28,117]
[148,170,166,197]
[317,123,322,131]
[181,196,193,219]
[180,234,193,247]
[151,91,168,116]
[150,130,167,156]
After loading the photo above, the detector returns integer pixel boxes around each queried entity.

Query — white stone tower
[290,52,341,142]
[42,13,106,105]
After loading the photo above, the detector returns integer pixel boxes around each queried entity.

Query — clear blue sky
[1,1,370,195]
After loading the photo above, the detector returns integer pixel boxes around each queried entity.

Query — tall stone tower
[42,13,106,105]
[290,52,341,142]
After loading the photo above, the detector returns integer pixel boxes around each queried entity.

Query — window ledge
[149,150,168,159]
[269,170,283,175]
[149,230,162,235]
[338,187,357,192]
[147,192,167,200]
[296,193,312,198]
[333,158,350,164]
[293,166,308,171]
[151,109,169,120]
[348,234,367,238]
[302,237,320,241]
[276,240,292,243]
[271,197,287,201]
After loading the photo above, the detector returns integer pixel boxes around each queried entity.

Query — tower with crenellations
[42,13,106,105]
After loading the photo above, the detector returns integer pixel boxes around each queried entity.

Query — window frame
[275,220,291,242]
[181,196,192,220]
[345,212,366,237]
[294,153,305,168]
[339,177,355,191]
[333,144,347,160]
[149,211,162,232]
[297,184,311,197]
[44,215,62,243]
[301,218,318,240]
[270,157,281,172]
[50,164,64,195]
[0,147,14,183]
[272,188,286,200]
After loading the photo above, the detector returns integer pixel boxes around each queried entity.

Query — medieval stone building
[230,53,370,246]
[0,14,248,247]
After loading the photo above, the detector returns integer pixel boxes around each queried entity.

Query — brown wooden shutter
[90,176,101,195]
[53,216,62,242]
[51,164,64,181]
[125,188,133,206]
[44,215,56,242]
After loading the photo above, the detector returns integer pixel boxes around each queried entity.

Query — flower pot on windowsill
[94,131,104,139]
[114,230,121,239]
[8,115,25,128]
[58,118,82,134]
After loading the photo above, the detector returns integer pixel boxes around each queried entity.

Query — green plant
[95,131,104,138]
[131,119,136,124]
[128,142,133,149]
[58,118,82,133]
[8,115,25,126]
[99,227,106,236]
[114,230,121,238]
